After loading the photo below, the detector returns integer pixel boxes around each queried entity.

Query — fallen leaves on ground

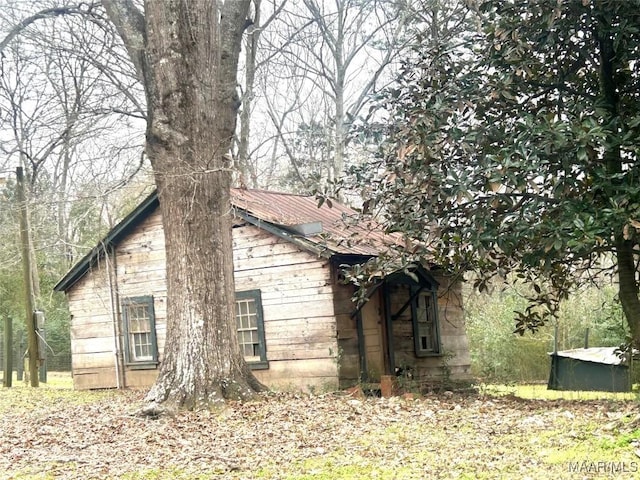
[1,386,639,479]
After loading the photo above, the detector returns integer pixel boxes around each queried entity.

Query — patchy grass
[480,382,640,401]
[0,372,116,415]
[1,376,640,479]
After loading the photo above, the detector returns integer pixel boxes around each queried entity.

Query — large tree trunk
[595,8,640,348]
[104,0,264,409]
[616,237,640,346]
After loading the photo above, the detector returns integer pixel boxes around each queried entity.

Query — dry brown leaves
[0,389,638,479]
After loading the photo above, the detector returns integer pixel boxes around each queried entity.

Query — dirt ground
[1,383,640,479]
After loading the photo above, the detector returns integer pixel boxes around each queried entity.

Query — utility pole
[16,167,39,387]
[2,315,12,387]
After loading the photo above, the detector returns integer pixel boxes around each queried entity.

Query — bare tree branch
[0,3,99,53]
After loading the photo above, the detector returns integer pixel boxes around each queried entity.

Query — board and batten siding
[233,223,339,390]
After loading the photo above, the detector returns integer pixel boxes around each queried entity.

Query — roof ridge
[231,187,315,198]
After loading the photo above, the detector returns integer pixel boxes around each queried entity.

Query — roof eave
[233,208,334,259]
[53,192,159,292]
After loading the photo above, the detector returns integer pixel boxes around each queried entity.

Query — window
[235,290,268,369]
[122,296,158,366]
[414,290,440,355]
[386,269,441,358]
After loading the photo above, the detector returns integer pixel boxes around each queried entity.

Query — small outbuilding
[547,347,630,392]
[54,189,472,391]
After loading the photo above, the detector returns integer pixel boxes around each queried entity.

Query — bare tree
[235,0,287,188]
[0,1,146,266]
[102,0,264,408]
[0,1,150,384]
[250,0,409,193]
[1,0,263,408]
[241,0,472,195]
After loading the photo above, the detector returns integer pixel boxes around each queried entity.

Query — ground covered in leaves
[1,379,640,479]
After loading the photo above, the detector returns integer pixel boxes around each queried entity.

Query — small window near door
[235,290,268,369]
[414,291,439,355]
[122,296,158,366]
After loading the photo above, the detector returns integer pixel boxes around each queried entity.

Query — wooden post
[380,375,397,398]
[3,316,12,387]
[584,328,590,349]
[35,311,46,383]
[16,167,39,387]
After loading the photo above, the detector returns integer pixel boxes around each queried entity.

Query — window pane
[125,299,154,362]
[132,332,153,361]
[416,293,437,353]
[235,296,261,362]
[247,300,256,315]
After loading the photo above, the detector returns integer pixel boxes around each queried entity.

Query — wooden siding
[66,215,340,391]
[66,210,167,390]
[334,283,361,387]
[114,210,168,378]
[67,257,118,390]
[390,273,471,382]
[233,224,339,390]
[335,271,471,388]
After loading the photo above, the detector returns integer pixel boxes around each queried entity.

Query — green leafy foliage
[348,0,640,341]
[466,283,627,383]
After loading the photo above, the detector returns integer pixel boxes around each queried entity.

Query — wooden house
[54,189,471,391]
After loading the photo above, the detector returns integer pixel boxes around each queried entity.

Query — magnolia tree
[351,0,640,344]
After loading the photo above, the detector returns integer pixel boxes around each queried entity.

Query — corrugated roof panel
[231,189,402,256]
[551,347,627,366]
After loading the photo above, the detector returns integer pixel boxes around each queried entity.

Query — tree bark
[595,6,640,346]
[616,237,640,345]
[103,0,265,408]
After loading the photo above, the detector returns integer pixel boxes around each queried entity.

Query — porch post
[355,309,368,382]
[381,282,395,375]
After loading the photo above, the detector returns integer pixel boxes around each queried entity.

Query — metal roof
[54,189,403,292]
[550,347,627,366]
[231,189,401,256]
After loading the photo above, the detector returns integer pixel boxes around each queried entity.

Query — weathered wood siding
[67,210,167,390]
[391,273,471,383]
[66,213,340,391]
[233,224,339,390]
[67,257,118,390]
[334,283,361,387]
[114,209,168,384]
[335,272,471,388]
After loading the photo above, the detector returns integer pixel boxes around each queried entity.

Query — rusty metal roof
[55,189,403,292]
[231,188,402,256]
